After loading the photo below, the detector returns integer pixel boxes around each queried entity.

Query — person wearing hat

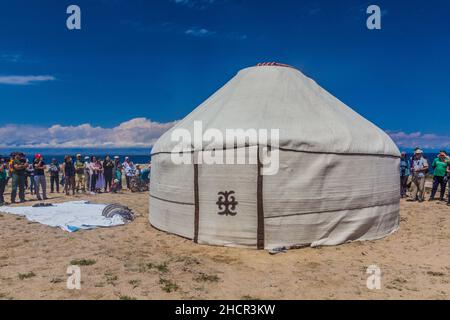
[429,151,449,201]
[399,152,410,198]
[408,149,429,202]
[33,153,47,201]
[123,156,135,191]
[74,154,86,193]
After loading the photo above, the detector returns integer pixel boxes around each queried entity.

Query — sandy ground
[0,177,449,300]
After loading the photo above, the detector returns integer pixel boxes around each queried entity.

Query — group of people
[400,148,450,205]
[0,152,150,205]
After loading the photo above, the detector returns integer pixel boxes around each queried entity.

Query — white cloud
[387,130,450,150]
[0,75,56,85]
[0,53,22,63]
[185,27,215,37]
[171,0,218,9]
[0,118,177,149]
[10,118,445,151]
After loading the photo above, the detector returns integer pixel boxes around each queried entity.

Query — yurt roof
[152,63,400,157]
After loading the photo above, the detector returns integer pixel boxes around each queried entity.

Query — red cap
[35,153,41,159]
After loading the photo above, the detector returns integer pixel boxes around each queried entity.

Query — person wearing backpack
[48,158,60,193]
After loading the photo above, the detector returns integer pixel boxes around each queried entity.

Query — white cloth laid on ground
[0,201,125,232]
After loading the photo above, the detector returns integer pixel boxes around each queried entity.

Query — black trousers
[90,173,98,191]
[400,175,409,196]
[430,176,447,200]
[104,173,112,191]
[50,175,59,192]
[0,178,6,204]
[11,174,26,202]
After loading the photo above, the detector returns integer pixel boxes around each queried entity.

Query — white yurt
[149,63,400,250]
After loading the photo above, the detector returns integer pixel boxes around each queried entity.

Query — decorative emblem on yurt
[216,191,238,216]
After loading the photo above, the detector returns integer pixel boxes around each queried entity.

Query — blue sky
[0,0,449,150]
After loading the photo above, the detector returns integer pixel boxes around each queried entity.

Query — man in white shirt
[408,149,429,202]
[123,157,136,191]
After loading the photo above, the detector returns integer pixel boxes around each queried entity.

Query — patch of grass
[105,272,118,286]
[0,292,12,300]
[194,272,220,283]
[175,256,200,266]
[392,277,407,284]
[427,271,445,277]
[119,295,137,300]
[146,262,169,273]
[70,259,96,266]
[18,272,36,280]
[50,278,64,284]
[128,279,141,289]
[159,277,179,293]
